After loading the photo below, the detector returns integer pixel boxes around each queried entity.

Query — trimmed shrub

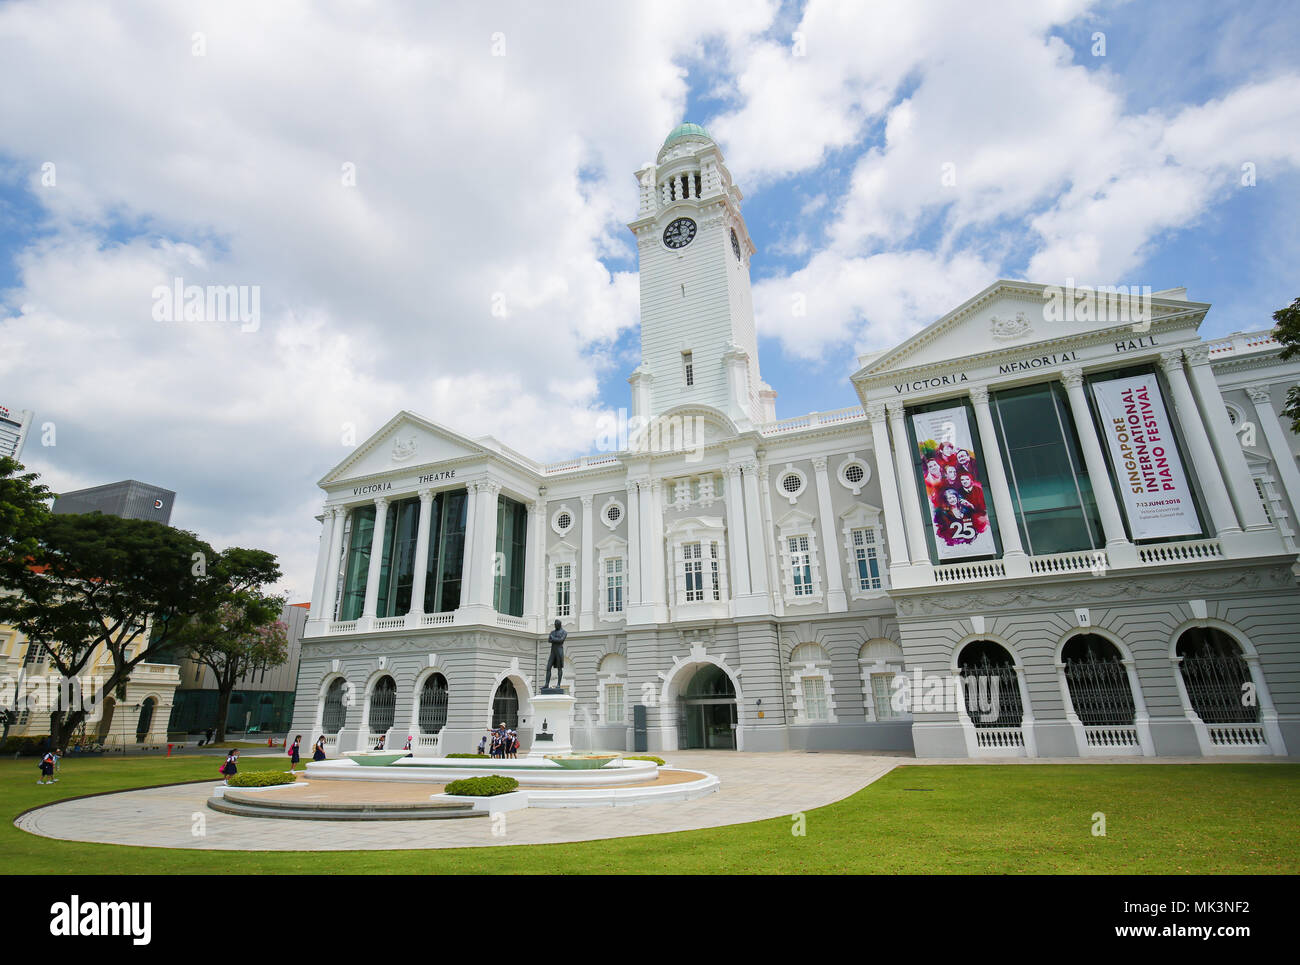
[226,771,298,788]
[446,752,490,759]
[3,735,52,756]
[443,776,519,797]
[623,755,666,766]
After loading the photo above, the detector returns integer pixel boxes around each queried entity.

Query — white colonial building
[290,124,1300,759]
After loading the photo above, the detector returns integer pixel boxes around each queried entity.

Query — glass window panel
[339,506,376,621]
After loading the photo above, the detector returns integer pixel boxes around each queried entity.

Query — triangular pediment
[855,280,1209,380]
[319,411,495,487]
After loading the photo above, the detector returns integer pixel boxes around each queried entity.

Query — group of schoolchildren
[477,723,519,758]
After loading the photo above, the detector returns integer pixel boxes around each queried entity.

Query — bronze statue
[543,619,567,690]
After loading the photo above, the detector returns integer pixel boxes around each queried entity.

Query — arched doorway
[491,678,519,729]
[1175,627,1257,726]
[322,678,348,734]
[677,664,737,750]
[135,697,156,742]
[367,676,397,739]
[96,697,116,743]
[957,640,1023,728]
[419,673,449,733]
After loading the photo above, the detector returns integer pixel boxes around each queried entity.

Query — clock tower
[627,123,775,429]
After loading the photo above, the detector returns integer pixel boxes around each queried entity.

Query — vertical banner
[1091,374,1200,539]
[911,406,997,560]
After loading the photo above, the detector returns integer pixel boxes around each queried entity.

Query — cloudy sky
[2,0,1297,599]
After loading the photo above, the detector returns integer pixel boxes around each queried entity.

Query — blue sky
[1,0,1297,595]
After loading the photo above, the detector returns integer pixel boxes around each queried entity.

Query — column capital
[625,480,640,497]
[968,385,989,405]
[1158,349,1186,375]
[330,505,347,519]
[723,463,744,479]
[885,400,906,420]
[811,455,828,472]
[373,494,389,509]
[739,459,759,474]
[580,494,594,507]
[1247,385,1274,406]
[866,401,887,424]
[417,487,434,502]
[1060,366,1084,390]
[1184,343,1211,366]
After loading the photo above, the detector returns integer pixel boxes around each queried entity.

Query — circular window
[551,507,576,535]
[557,512,572,530]
[606,505,621,523]
[781,473,801,494]
[844,464,865,484]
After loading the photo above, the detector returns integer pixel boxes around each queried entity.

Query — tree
[0,458,52,736]
[165,549,286,742]
[0,509,224,748]
[1271,296,1300,432]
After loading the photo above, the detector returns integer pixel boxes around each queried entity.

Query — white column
[523,497,544,632]
[968,386,1029,574]
[887,401,932,568]
[459,482,479,613]
[811,456,847,612]
[647,479,668,621]
[1060,367,1137,566]
[1158,351,1241,538]
[741,462,769,601]
[1248,385,1300,526]
[318,507,347,628]
[723,465,752,596]
[308,507,335,630]
[625,482,642,609]
[1185,347,1272,532]
[475,481,501,608]
[579,495,595,630]
[867,403,911,568]
[756,460,784,616]
[406,488,434,624]
[360,496,390,623]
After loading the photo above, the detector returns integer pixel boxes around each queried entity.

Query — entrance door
[678,664,737,750]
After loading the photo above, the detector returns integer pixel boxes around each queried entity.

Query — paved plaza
[14,751,1279,852]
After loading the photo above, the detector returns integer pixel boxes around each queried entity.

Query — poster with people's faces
[911,406,997,560]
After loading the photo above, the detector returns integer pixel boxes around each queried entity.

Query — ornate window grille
[958,643,1023,728]
[418,673,448,733]
[1062,635,1135,726]
[368,676,397,733]
[1177,629,1258,725]
[322,678,348,733]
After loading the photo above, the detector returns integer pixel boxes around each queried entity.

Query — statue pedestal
[526,693,576,758]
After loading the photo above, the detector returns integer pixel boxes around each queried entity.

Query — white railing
[496,613,527,629]
[1138,539,1223,564]
[1084,725,1141,749]
[417,733,441,750]
[1029,550,1107,575]
[1207,723,1267,747]
[373,616,406,630]
[974,726,1025,749]
[366,732,387,749]
[323,733,340,749]
[935,559,1007,583]
[542,453,623,474]
[420,612,454,627]
[328,620,357,633]
[758,405,867,436]
[1204,330,1278,358]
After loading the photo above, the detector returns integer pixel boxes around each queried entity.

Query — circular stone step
[208,794,487,821]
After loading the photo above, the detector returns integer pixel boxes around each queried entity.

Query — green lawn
[3,756,1297,873]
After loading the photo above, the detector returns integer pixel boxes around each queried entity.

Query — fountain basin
[343,752,412,766]
[546,754,620,770]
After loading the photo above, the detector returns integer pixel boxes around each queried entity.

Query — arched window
[1176,627,1258,725]
[322,678,347,733]
[598,654,627,725]
[368,676,397,733]
[684,664,735,698]
[492,678,519,729]
[957,641,1023,727]
[419,673,449,733]
[860,639,906,721]
[1062,634,1135,726]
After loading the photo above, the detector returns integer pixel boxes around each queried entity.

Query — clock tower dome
[627,124,775,428]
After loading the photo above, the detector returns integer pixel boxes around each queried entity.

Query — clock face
[663,217,697,249]
[731,227,742,261]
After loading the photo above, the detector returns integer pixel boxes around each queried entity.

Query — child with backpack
[288,735,302,773]
[221,749,239,784]
[38,751,56,785]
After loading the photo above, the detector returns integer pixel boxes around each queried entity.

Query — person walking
[222,748,239,785]
[312,735,327,762]
[38,751,56,785]
[287,735,302,773]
